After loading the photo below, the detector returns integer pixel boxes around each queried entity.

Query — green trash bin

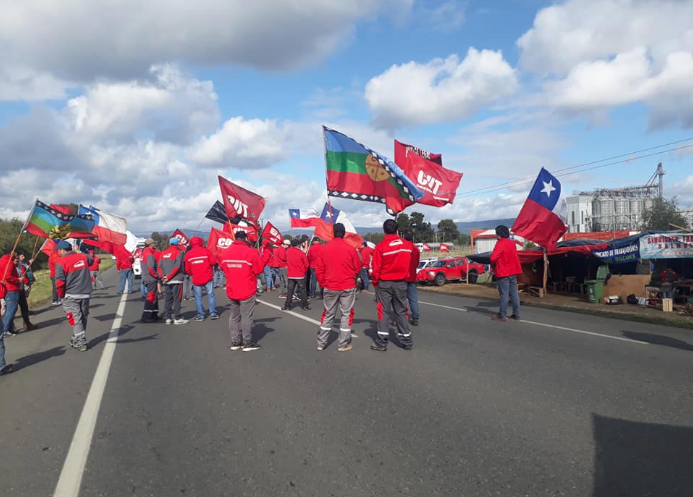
[586,280,604,303]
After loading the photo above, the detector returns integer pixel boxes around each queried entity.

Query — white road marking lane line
[53,292,129,497]
[519,319,649,345]
[257,299,321,326]
[365,290,647,345]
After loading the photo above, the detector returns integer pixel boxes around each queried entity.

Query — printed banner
[639,233,693,259]
[592,242,640,264]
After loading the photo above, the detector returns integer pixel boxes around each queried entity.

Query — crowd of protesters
[0,221,520,376]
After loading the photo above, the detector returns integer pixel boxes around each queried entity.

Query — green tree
[409,211,434,242]
[641,197,689,231]
[0,218,50,269]
[437,219,459,243]
[364,232,384,244]
[396,213,410,233]
[456,232,471,248]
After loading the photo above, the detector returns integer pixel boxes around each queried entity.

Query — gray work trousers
[63,296,90,344]
[228,295,256,346]
[317,288,356,348]
[163,284,183,320]
[375,280,412,348]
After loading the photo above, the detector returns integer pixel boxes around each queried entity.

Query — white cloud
[365,48,517,129]
[65,65,219,144]
[424,1,466,32]
[0,66,72,101]
[0,0,413,100]
[518,0,693,127]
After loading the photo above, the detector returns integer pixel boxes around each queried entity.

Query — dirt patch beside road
[419,281,693,330]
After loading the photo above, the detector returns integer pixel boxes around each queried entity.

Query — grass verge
[27,257,115,307]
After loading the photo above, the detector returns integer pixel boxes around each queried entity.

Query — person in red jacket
[184,236,219,321]
[274,240,289,296]
[370,219,413,351]
[307,238,324,299]
[1,251,22,340]
[116,250,135,294]
[358,242,374,291]
[88,250,104,290]
[49,247,62,304]
[55,241,94,352]
[402,230,421,326]
[140,238,160,323]
[283,238,309,311]
[218,231,263,351]
[489,225,522,321]
[259,240,273,291]
[315,223,361,352]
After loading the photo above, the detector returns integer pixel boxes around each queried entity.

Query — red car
[417,257,485,286]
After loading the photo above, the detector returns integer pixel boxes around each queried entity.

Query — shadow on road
[592,413,693,496]
[621,331,693,352]
[254,317,278,343]
[12,346,66,372]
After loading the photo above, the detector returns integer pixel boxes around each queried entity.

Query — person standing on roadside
[402,230,421,327]
[358,242,373,291]
[55,241,93,352]
[490,225,521,322]
[140,238,160,323]
[184,237,219,321]
[0,251,21,338]
[315,223,361,352]
[307,238,324,300]
[89,250,105,290]
[274,239,290,296]
[49,246,62,305]
[159,238,188,325]
[116,250,134,294]
[218,231,263,352]
[283,238,310,311]
[15,253,35,331]
[370,219,413,352]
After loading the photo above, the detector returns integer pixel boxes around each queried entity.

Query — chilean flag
[78,205,127,245]
[512,168,568,251]
[289,208,322,229]
[316,203,364,248]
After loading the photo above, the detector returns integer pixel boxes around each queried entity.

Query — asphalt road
[1,269,692,497]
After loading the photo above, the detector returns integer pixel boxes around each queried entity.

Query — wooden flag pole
[29,235,41,264]
[2,200,37,283]
[542,249,549,298]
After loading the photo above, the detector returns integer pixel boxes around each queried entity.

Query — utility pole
[657,162,664,199]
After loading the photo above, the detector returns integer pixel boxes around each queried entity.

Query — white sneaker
[174,318,189,325]
[165,318,173,325]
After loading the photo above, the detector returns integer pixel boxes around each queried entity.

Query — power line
[456,137,693,198]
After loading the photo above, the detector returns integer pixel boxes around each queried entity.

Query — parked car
[417,257,485,286]
[417,258,438,272]
[132,246,144,278]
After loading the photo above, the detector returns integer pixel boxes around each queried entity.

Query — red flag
[439,243,450,253]
[50,204,72,215]
[218,176,266,226]
[394,140,462,207]
[40,239,57,257]
[225,223,258,241]
[421,243,432,252]
[207,227,235,260]
[261,222,284,246]
[172,229,189,248]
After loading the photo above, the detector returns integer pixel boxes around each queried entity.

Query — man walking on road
[283,238,310,311]
[184,237,219,321]
[0,251,22,338]
[89,250,105,290]
[359,242,373,291]
[55,241,93,352]
[116,250,134,293]
[315,223,361,352]
[307,238,323,299]
[218,231,263,352]
[140,238,160,323]
[402,230,421,326]
[370,219,414,352]
[159,238,188,325]
[490,225,521,322]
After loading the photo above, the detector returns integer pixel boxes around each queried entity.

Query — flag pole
[29,235,41,264]
[542,249,548,298]
[322,127,336,228]
[2,199,37,283]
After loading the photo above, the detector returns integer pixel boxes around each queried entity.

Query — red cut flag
[172,229,189,248]
[207,227,235,260]
[421,243,432,252]
[394,140,462,208]
[261,222,284,246]
[218,176,266,226]
[512,168,568,251]
[228,223,258,242]
[439,243,450,253]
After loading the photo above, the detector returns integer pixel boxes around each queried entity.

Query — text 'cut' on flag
[323,127,424,215]
[218,176,266,226]
[261,222,284,246]
[511,167,568,251]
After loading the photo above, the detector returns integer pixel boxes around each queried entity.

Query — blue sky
[1,0,692,233]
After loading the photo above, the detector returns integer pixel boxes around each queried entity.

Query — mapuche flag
[26,200,95,239]
[394,140,463,208]
[512,168,568,251]
[324,127,424,215]
[218,176,266,226]
[261,222,284,246]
